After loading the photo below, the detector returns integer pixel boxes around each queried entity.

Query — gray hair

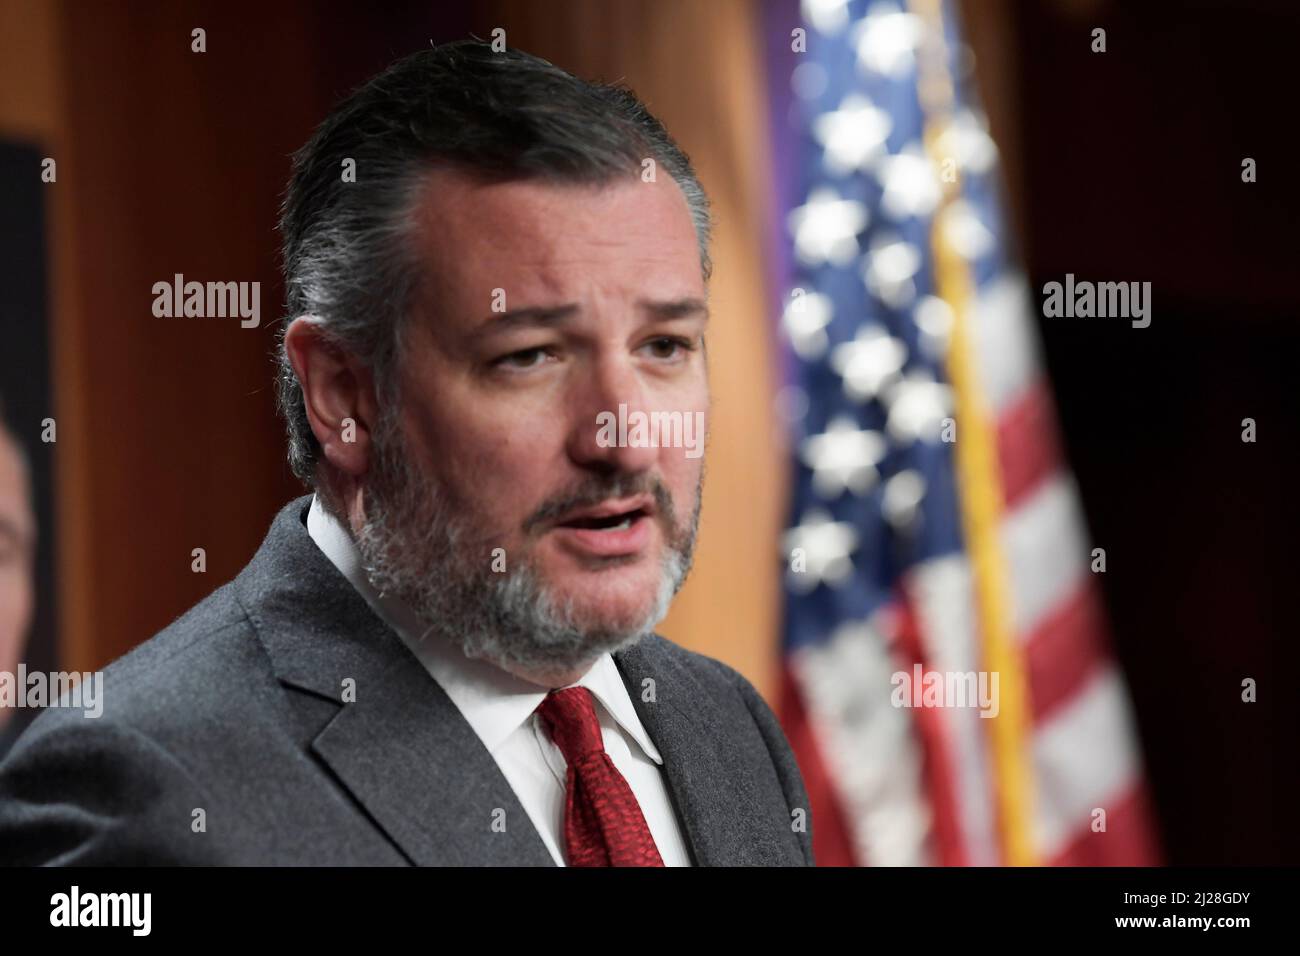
[275,39,714,487]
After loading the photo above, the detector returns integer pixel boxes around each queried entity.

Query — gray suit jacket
[0,496,814,865]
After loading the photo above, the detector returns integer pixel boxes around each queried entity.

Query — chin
[550,572,665,636]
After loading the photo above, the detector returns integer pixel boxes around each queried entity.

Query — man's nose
[565,358,660,474]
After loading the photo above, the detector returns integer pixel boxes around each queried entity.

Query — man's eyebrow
[640,297,710,322]
[476,297,709,335]
[476,304,581,336]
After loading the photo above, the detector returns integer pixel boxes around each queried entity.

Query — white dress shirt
[305,494,693,866]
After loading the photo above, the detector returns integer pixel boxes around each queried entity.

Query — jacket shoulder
[632,634,816,865]
[0,708,221,864]
[0,579,283,864]
[81,580,275,737]
[637,633,776,715]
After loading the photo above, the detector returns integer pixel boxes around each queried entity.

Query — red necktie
[536,686,665,867]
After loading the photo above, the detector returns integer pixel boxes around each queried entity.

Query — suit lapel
[613,636,793,866]
[308,643,555,866]
[235,496,554,866]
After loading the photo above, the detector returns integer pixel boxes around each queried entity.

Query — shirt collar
[304,494,663,764]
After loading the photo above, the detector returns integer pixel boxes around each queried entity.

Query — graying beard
[353,426,698,676]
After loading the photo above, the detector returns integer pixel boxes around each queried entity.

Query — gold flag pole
[909,0,1040,867]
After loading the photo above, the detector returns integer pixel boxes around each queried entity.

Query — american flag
[771,0,1160,865]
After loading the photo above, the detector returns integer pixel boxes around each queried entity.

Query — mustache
[523,473,677,536]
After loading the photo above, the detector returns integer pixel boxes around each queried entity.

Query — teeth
[612,517,633,530]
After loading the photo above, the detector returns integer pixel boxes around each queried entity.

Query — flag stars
[784,508,860,592]
[789,187,870,267]
[883,371,953,443]
[800,415,888,498]
[813,94,893,176]
[876,144,942,220]
[852,4,926,79]
[913,295,955,360]
[862,235,923,309]
[881,469,927,530]
[831,324,908,403]
[939,198,996,262]
[802,0,851,35]
[783,289,835,359]
[935,110,998,177]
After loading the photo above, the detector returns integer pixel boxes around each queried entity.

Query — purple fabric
[760,0,803,388]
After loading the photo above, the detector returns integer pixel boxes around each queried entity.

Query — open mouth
[559,508,647,532]
[551,499,655,558]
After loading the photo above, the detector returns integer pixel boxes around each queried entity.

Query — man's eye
[494,347,551,370]
[645,337,694,360]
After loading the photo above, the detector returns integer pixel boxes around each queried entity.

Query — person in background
[0,397,36,761]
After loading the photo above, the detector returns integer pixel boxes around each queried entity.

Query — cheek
[409,402,560,509]
[657,446,704,500]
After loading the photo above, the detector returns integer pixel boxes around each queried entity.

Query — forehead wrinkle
[407,173,704,341]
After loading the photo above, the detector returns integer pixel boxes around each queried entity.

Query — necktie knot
[535,685,665,866]
[537,686,603,764]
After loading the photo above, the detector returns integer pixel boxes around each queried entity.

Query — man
[0,402,36,761]
[0,40,813,866]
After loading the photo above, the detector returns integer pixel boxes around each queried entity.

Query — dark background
[0,143,57,745]
[1008,0,1299,863]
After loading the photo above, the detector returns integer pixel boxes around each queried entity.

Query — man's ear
[283,316,380,478]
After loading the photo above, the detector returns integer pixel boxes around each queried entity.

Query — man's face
[355,168,709,680]
[0,430,34,718]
